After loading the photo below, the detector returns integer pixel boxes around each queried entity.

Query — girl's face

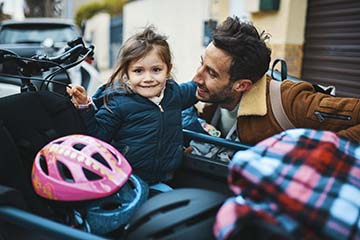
[127,48,170,98]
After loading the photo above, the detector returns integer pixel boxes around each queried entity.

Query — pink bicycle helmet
[32,134,132,201]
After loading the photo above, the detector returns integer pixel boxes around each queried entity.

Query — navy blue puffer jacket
[79,79,197,183]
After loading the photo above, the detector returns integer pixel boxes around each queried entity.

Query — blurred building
[84,13,111,71]
[84,0,359,97]
[124,0,213,83]
[246,0,360,97]
[61,0,102,19]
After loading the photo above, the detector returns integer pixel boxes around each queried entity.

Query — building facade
[84,0,359,97]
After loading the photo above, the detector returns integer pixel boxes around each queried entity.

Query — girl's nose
[143,72,154,82]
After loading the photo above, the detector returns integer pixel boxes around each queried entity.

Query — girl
[67,26,197,184]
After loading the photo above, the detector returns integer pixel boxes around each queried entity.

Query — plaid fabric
[214,128,360,240]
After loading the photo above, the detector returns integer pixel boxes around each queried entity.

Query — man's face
[193,43,239,108]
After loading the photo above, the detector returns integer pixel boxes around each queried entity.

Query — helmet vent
[179,204,219,226]
[91,153,112,170]
[109,150,120,162]
[73,143,86,151]
[129,200,190,232]
[83,167,103,181]
[151,204,220,239]
[39,155,49,175]
[158,200,189,213]
[57,161,74,183]
[53,140,64,145]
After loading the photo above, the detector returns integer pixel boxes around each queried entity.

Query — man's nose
[193,66,204,84]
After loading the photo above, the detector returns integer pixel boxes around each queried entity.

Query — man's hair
[213,16,271,83]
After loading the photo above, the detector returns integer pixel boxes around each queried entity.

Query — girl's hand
[66,85,89,107]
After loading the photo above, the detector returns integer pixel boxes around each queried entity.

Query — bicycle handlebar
[0,37,95,93]
[0,37,94,72]
[48,44,94,64]
[32,37,94,68]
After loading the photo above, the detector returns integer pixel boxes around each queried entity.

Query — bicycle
[0,38,147,240]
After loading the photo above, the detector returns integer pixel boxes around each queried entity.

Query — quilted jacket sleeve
[179,81,198,110]
[78,96,122,142]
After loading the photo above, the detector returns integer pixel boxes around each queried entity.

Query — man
[192,16,360,145]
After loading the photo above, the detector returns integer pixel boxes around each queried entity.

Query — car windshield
[0,24,80,44]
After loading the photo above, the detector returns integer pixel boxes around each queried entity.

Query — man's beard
[198,83,235,105]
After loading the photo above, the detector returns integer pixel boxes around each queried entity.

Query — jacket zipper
[314,111,352,123]
[155,104,164,177]
[146,96,165,178]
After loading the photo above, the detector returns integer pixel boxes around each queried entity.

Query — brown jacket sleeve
[281,80,360,143]
[337,125,360,141]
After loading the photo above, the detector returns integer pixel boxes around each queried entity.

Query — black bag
[0,91,86,216]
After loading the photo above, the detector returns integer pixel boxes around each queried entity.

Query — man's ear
[233,79,253,93]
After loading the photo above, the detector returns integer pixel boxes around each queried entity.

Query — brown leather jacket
[201,75,360,145]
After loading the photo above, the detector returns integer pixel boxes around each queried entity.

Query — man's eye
[208,70,217,78]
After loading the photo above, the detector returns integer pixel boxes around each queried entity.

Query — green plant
[74,0,128,27]
[104,0,128,15]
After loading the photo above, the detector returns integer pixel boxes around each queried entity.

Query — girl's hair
[107,25,172,90]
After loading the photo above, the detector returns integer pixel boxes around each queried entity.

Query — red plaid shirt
[214,129,360,240]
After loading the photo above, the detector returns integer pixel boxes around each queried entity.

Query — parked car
[0,18,101,97]
[0,18,80,55]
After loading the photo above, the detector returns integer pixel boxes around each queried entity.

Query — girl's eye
[133,68,143,73]
[153,67,162,72]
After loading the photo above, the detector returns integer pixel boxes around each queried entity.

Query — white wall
[2,0,25,20]
[248,0,307,45]
[123,0,211,83]
[84,13,110,70]
[230,0,250,21]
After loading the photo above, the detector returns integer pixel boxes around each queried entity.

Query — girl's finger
[77,86,86,94]
[66,86,74,96]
